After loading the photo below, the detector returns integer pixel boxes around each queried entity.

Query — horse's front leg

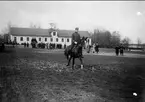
[67,56,72,66]
[79,57,83,69]
[67,55,70,60]
[72,57,75,70]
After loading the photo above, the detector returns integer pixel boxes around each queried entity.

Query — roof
[10,27,51,37]
[10,27,91,38]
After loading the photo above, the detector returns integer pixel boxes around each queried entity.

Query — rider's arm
[72,33,75,43]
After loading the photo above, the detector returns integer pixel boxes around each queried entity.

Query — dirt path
[34,48,145,58]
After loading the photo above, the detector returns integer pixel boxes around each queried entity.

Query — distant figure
[64,44,66,49]
[27,43,29,48]
[12,41,15,48]
[87,45,91,53]
[115,45,119,56]
[95,43,99,54]
[31,38,37,48]
[120,44,124,56]
[92,43,96,53]
[49,43,52,49]
[46,43,49,49]
[24,43,26,48]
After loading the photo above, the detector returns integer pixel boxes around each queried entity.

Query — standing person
[115,45,119,56]
[27,43,29,48]
[92,43,96,53]
[120,44,124,56]
[71,27,83,58]
[24,42,26,48]
[46,43,49,49]
[87,45,90,53]
[26,42,29,48]
[12,41,15,48]
[95,42,99,54]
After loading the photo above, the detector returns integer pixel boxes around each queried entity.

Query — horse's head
[78,37,88,47]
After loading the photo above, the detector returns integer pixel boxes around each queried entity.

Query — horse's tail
[64,48,68,58]
[64,49,67,56]
[64,47,70,60]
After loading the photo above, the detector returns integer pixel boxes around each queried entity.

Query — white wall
[11,35,91,47]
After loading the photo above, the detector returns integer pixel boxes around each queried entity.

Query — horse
[64,37,87,70]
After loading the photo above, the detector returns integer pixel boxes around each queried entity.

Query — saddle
[71,44,82,57]
[72,44,78,52]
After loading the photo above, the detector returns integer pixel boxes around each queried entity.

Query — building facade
[9,27,91,48]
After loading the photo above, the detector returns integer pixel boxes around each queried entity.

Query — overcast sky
[0,1,145,43]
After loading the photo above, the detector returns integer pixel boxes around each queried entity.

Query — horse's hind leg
[79,57,83,69]
[67,56,72,66]
[67,55,69,60]
[72,57,75,70]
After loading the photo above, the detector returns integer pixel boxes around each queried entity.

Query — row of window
[15,37,70,42]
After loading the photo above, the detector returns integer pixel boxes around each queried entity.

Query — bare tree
[0,21,13,43]
[92,29,112,47]
[137,37,142,45]
[1,21,12,35]
[110,31,121,47]
[121,36,131,48]
[37,23,41,29]
[137,37,142,48]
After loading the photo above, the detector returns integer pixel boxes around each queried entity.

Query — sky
[0,1,145,43]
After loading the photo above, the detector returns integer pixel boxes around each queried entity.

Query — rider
[71,27,83,58]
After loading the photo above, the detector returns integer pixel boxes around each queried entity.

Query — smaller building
[128,44,145,51]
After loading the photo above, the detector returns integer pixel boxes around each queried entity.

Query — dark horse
[64,37,87,69]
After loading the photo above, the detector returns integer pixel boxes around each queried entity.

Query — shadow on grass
[120,66,145,102]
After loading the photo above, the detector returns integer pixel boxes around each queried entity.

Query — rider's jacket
[71,32,81,44]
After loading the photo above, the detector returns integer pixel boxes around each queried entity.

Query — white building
[9,27,91,48]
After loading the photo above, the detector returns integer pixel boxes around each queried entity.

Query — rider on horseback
[71,27,83,58]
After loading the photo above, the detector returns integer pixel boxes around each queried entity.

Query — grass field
[0,47,145,102]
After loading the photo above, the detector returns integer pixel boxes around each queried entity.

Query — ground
[0,46,145,102]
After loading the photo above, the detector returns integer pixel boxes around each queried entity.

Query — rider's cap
[75,27,79,30]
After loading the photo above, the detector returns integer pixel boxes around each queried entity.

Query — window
[45,38,47,42]
[67,38,69,42]
[39,38,41,41]
[53,32,56,36]
[27,37,29,41]
[62,38,64,42]
[20,37,23,41]
[56,38,58,42]
[51,38,53,42]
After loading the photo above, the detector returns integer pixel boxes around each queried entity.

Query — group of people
[115,44,125,56]
[48,43,63,49]
[37,42,46,49]
[31,42,64,49]
[23,42,29,48]
[92,43,99,53]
